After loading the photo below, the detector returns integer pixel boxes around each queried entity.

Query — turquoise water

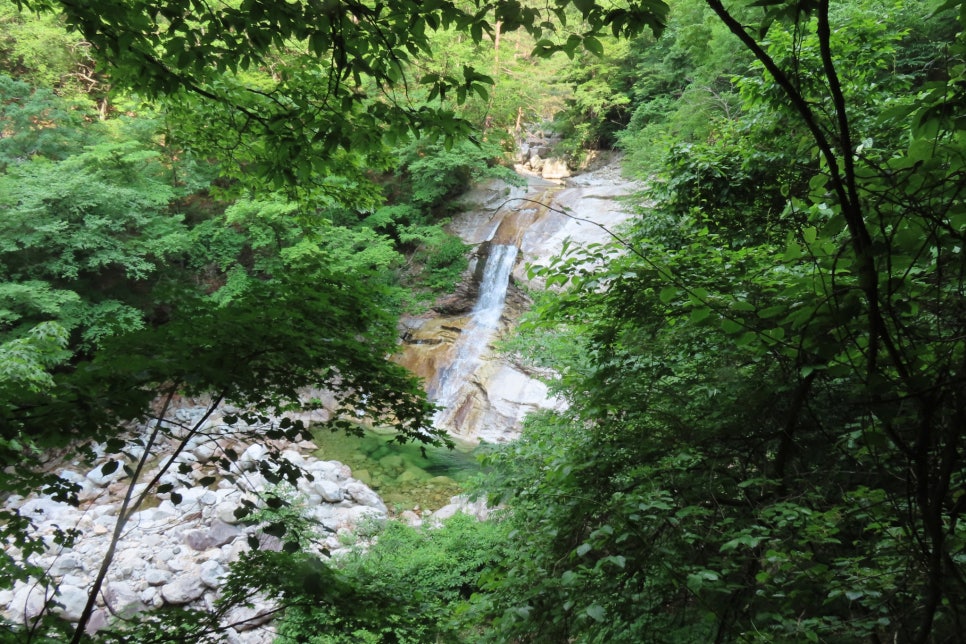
[310,426,485,512]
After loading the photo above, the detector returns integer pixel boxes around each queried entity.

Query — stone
[304,504,343,533]
[115,548,148,578]
[9,582,50,620]
[237,444,267,471]
[55,469,96,500]
[345,482,386,512]
[49,555,85,577]
[61,574,88,588]
[345,505,387,532]
[215,502,242,525]
[165,553,197,573]
[189,438,219,463]
[86,460,126,487]
[104,581,145,618]
[207,519,243,547]
[93,514,117,531]
[311,460,351,482]
[224,598,276,632]
[255,533,283,552]
[154,548,176,564]
[139,533,164,549]
[139,587,163,609]
[16,497,74,524]
[53,584,89,622]
[399,510,422,527]
[86,609,109,635]
[184,529,209,551]
[542,157,571,179]
[145,569,172,586]
[161,576,206,605]
[279,449,305,466]
[313,479,344,504]
[199,560,226,589]
[430,495,490,525]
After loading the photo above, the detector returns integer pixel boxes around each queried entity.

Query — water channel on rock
[394,154,639,444]
[432,243,518,426]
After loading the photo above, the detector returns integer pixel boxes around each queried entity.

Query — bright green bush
[273,514,505,644]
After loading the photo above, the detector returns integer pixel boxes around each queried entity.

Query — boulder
[199,560,227,589]
[185,519,242,551]
[161,576,206,605]
[542,157,571,179]
[8,582,50,621]
[312,479,344,504]
[145,569,172,586]
[345,482,387,512]
[104,581,145,618]
[49,555,85,577]
[237,444,267,471]
[17,497,76,524]
[86,460,126,487]
[53,584,89,622]
[224,598,276,632]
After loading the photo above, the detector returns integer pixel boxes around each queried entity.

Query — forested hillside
[1,0,964,642]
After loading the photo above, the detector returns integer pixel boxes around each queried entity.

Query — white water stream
[432,244,518,426]
[396,154,637,441]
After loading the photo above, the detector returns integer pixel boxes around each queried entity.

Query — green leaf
[659,286,679,303]
[585,603,606,622]
[583,36,604,57]
[690,307,711,323]
[263,522,287,538]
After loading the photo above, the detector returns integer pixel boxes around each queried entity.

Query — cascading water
[432,244,518,427]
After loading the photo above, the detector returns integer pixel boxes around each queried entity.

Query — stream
[395,154,638,443]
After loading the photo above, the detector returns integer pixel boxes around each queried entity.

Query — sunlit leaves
[13,0,670,187]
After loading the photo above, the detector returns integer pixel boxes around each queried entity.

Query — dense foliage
[268,514,504,643]
[474,1,966,642]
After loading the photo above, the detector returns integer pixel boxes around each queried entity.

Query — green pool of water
[311,426,485,512]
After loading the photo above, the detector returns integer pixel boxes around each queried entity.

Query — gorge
[0,155,637,641]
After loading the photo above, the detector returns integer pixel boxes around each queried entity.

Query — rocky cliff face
[395,153,639,443]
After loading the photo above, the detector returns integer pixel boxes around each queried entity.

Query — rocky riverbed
[0,407,486,642]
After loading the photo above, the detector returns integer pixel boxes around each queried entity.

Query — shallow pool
[311,426,486,512]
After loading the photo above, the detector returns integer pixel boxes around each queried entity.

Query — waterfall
[433,244,518,425]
